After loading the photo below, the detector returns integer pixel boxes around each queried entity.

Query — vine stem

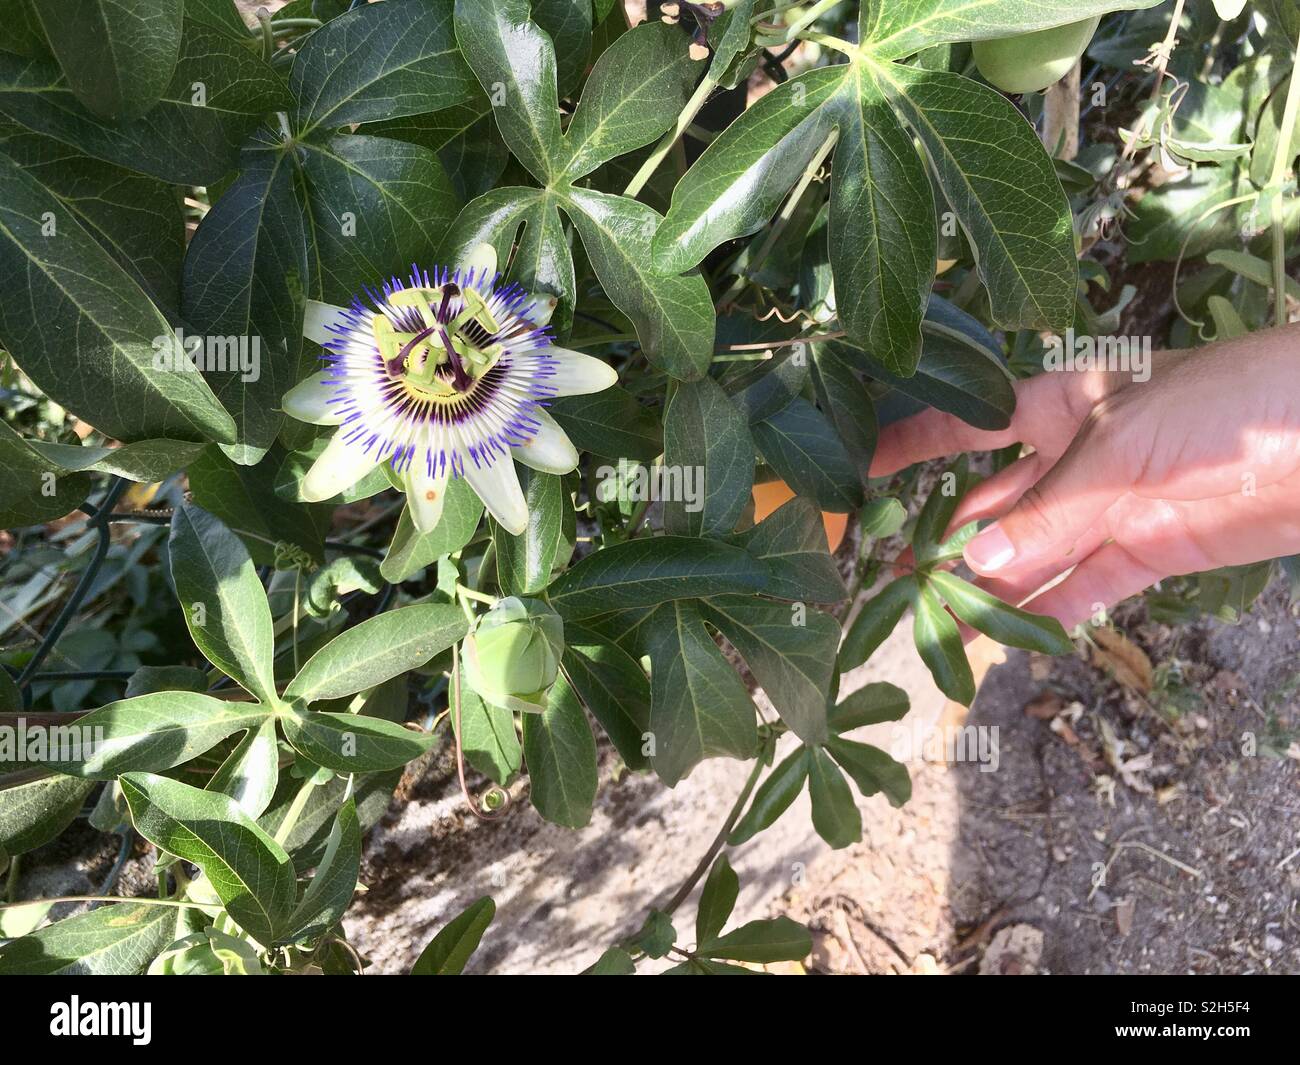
[623,73,719,199]
[16,477,129,698]
[661,738,771,917]
[0,895,208,912]
[780,0,844,40]
[1119,0,1187,165]
[719,130,837,307]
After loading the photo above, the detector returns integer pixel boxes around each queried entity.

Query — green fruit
[972,17,1101,94]
[463,597,564,713]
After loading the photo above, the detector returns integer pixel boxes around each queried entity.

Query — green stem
[0,894,209,912]
[455,584,497,606]
[256,8,274,63]
[662,741,771,917]
[720,130,836,306]
[273,776,317,848]
[623,73,718,199]
[782,0,844,39]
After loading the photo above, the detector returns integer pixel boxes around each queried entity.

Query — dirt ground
[783,582,1300,975]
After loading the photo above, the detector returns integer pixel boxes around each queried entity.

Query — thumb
[962,429,1132,577]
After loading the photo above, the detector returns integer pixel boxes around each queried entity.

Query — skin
[869,324,1300,630]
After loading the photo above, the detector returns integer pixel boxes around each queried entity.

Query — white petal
[519,292,558,326]
[461,243,497,283]
[304,299,347,345]
[282,370,344,426]
[300,432,383,502]
[544,347,618,396]
[465,456,528,535]
[512,409,578,474]
[404,463,451,534]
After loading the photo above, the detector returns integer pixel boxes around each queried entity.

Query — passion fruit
[972,17,1101,94]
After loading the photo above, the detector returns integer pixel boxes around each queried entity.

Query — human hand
[869,325,1300,628]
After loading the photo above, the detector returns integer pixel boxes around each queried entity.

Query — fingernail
[965,525,1015,573]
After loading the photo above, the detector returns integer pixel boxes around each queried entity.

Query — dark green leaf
[122,771,296,945]
[929,569,1073,654]
[169,501,276,702]
[182,128,307,454]
[827,681,909,733]
[562,622,651,771]
[549,387,663,462]
[494,470,567,595]
[839,575,916,671]
[454,0,563,183]
[285,797,360,943]
[912,455,972,563]
[695,854,739,947]
[454,686,522,784]
[701,595,836,745]
[0,21,286,184]
[548,535,768,619]
[699,915,812,963]
[293,0,475,134]
[31,694,268,779]
[652,68,846,275]
[830,65,935,374]
[299,133,459,304]
[582,946,637,974]
[522,673,597,828]
[0,152,235,444]
[913,581,975,704]
[285,604,468,704]
[533,0,592,96]
[640,600,758,786]
[562,20,699,180]
[282,709,434,773]
[0,903,174,975]
[826,736,911,807]
[35,0,183,121]
[0,773,94,855]
[752,396,863,512]
[663,375,754,538]
[727,497,847,603]
[381,477,484,583]
[727,747,809,845]
[874,62,1076,332]
[0,123,184,314]
[187,445,329,566]
[566,186,716,381]
[411,896,496,974]
[806,744,861,848]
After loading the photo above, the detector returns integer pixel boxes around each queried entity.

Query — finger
[870,367,1110,477]
[1018,541,1163,630]
[945,451,1048,535]
[961,414,1139,578]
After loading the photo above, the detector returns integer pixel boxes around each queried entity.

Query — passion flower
[972,17,1101,95]
[463,596,564,713]
[282,244,616,536]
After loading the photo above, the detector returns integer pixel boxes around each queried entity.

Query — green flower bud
[464,597,564,713]
[148,930,263,976]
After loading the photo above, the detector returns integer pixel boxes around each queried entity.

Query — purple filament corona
[318,264,557,476]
